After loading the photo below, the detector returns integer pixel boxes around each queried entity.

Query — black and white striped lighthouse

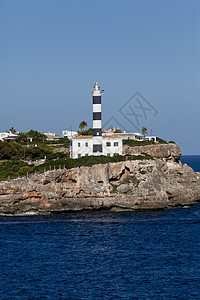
[92,81,103,154]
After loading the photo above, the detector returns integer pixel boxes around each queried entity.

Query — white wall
[0,132,9,140]
[93,120,101,129]
[0,132,18,141]
[70,137,123,158]
[102,138,122,156]
[70,138,93,158]
[62,130,78,139]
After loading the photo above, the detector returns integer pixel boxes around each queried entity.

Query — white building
[108,132,157,142]
[102,127,156,141]
[70,135,122,159]
[0,132,18,142]
[70,82,123,158]
[62,129,78,140]
[44,132,61,141]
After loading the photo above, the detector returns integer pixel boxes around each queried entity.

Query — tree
[142,126,147,140]
[115,129,122,133]
[9,127,16,134]
[78,127,93,136]
[27,130,46,144]
[79,121,87,131]
[0,140,23,160]
[16,132,27,143]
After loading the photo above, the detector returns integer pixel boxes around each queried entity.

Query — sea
[0,155,200,299]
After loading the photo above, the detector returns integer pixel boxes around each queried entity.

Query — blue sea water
[181,155,200,172]
[0,156,200,299]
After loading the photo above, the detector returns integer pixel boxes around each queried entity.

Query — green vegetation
[16,130,47,144]
[15,130,69,147]
[16,132,27,143]
[9,127,16,134]
[77,127,123,136]
[73,153,152,166]
[36,153,152,172]
[79,121,87,131]
[27,129,46,143]
[139,170,146,175]
[0,153,153,181]
[77,128,93,136]
[110,183,118,193]
[0,141,67,161]
[0,127,71,162]
[0,141,24,160]
[0,160,33,181]
[123,140,154,146]
[142,126,147,139]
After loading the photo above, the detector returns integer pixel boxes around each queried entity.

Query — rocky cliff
[0,155,200,215]
[123,143,181,162]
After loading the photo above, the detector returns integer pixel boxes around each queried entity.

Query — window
[114,142,118,147]
[85,154,88,156]
[78,154,81,158]
[107,153,111,157]
[85,142,88,147]
[106,142,111,147]
[114,153,119,156]
[78,142,81,147]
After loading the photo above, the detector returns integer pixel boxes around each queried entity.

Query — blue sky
[0,0,200,154]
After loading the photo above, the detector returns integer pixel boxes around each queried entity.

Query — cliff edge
[123,143,181,162]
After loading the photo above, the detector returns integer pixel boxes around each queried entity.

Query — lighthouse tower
[92,81,103,154]
[70,81,123,159]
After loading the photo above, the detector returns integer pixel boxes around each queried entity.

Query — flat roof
[72,135,122,140]
[45,134,61,138]
[113,133,142,136]
[72,135,93,139]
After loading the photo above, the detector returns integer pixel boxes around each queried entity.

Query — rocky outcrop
[0,157,200,215]
[123,143,181,162]
[52,146,69,154]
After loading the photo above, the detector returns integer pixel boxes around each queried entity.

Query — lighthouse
[92,81,103,154]
[70,81,123,159]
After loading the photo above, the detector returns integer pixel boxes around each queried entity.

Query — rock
[0,150,200,215]
[117,184,132,193]
[123,143,181,162]
[51,146,69,154]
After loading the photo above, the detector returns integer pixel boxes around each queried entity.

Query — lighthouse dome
[94,81,100,91]
[92,81,102,96]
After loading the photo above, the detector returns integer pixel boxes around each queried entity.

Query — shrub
[17,166,31,176]
[0,141,24,160]
[0,160,32,181]
[0,154,153,181]
[123,140,155,147]
[139,170,146,175]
